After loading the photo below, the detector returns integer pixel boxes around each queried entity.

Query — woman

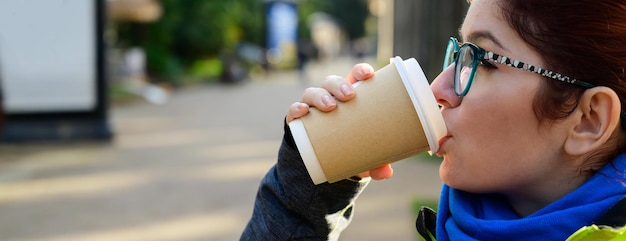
[241,0,626,240]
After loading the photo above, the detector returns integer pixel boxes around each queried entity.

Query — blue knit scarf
[436,154,626,241]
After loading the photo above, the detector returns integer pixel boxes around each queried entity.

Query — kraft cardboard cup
[289,56,447,184]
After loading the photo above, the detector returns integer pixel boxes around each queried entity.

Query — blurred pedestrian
[0,55,4,130]
[297,38,315,84]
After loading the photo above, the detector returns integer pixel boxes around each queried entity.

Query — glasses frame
[443,37,595,97]
[442,36,626,130]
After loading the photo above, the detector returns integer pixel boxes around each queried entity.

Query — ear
[564,87,622,155]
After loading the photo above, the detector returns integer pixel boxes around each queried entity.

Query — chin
[438,161,458,187]
[439,164,481,193]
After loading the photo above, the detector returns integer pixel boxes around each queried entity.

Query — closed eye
[479,59,498,70]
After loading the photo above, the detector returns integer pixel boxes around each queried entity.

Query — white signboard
[0,0,96,113]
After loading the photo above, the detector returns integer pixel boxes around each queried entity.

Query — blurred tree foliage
[116,0,265,83]
[115,0,369,84]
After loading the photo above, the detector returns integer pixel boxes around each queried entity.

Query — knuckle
[321,75,346,89]
[322,75,343,85]
[301,87,326,104]
[302,87,319,97]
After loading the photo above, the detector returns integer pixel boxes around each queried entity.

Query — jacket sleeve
[240,120,370,241]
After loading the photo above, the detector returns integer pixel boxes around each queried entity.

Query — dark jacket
[240,122,368,240]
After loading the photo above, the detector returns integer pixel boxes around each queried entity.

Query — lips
[436,135,451,156]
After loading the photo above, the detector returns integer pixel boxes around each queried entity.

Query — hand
[286,63,394,180]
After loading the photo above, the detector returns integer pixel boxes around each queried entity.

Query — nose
[430,64,462,108]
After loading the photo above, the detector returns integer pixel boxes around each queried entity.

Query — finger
[346,63,375,83]
[368,164,394,180]
[319,75,355,102]
[286,102,310,123]
[357,170,371,178]
[355,163,393,180]
[301,87,337,112]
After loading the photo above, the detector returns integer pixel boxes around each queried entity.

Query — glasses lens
[443,39,456,71]
[455,46,476,96]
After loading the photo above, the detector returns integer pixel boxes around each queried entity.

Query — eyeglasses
[442,37,595,97]
[443,36,626,130]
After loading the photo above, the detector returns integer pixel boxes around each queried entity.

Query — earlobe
[564,87,621,156]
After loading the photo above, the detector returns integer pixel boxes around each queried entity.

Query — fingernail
[340,84,354,96]
[322,95,335,107]
[296,102,307,111]
[360,66,373,76]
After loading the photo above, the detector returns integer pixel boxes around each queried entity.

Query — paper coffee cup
[289,56,446,184]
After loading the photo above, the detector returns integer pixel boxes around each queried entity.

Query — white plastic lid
[288,119,327,184]
[392,56,447,154]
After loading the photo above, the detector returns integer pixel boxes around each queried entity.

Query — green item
[566,225,626,241]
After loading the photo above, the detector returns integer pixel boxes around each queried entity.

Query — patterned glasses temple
[483,51,595,89]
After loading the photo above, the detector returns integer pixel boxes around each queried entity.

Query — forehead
[459,0,535,60]
[460,0,505,41]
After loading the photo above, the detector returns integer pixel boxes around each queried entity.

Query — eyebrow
[458,30,509,52]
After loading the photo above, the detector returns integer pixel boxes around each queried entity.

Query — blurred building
[371,0,467,80]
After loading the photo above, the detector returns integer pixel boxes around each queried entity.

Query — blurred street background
[0,0,466,240]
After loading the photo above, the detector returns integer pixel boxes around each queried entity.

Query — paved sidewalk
[0,56,442,241]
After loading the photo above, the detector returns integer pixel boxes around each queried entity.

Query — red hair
[497,0,626,167]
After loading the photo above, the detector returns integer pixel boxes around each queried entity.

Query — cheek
[461,88,538,146]
[461,75,541,142]
[439,80,543,191]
